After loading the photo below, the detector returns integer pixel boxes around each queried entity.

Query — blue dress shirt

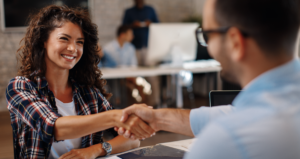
[122,6,159,49]
[102,40,137,67]
[186,59,300,159]
[98,52,117,68]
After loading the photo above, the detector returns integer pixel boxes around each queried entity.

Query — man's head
[202,0,300,86]
[134,0,145,9]
[117,25,134,43]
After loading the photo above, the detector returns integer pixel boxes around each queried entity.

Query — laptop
[209,90,241,107]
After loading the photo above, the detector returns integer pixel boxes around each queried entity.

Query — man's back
[186,59,300,159]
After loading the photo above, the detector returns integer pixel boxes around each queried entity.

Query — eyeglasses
[195,26,248,47]
[195,26,230,47]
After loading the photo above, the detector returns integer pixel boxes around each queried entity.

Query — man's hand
[133,21,141,28]
[117,114,155,140]
[59,145,101,159]
[116,104,158,140]
[145,20,151,27]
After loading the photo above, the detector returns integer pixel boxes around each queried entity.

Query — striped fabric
[6,76,113,159]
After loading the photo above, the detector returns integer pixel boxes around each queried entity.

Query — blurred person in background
[122,0,161,107]
[117,0,300,158]
[100,25,151,105]
[97,48,117,68]
[103,25,137,68]
[122,0,159,66]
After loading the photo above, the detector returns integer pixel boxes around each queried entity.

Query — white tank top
[48,98,82,159]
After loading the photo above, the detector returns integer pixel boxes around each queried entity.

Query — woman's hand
[59,144,102,159]
[123,114,155,139]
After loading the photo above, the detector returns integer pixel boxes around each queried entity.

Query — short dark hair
[214,0,300,55]
[116,25,132,37]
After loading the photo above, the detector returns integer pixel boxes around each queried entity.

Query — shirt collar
[70,78,81,93]
[113,39,121,49]
[233,58,300,108]
[113,39,128,49]
[35,76,48,90]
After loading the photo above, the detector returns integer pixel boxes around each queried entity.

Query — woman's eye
[78,41,84,44]
[60,37,68,40]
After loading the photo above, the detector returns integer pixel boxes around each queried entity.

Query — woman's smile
[61,54,76,61]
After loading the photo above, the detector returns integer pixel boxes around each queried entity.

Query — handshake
[114,104,158,140]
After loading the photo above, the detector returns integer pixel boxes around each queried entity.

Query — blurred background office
[0,0,300,158]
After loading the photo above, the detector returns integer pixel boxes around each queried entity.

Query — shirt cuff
[41,112,62,143]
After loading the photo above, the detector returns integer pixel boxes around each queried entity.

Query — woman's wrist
[91,144,106,157]
[110,110,123,127]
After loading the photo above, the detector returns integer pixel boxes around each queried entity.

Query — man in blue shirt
[117,0,300,158]
[99,25,144,105]
[97,49,117,68]
[102,25,137,67]
[122,0,159,50]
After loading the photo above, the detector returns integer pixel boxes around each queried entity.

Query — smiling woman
[5,5,155,159]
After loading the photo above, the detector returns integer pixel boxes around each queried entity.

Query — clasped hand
[115,104,158,140]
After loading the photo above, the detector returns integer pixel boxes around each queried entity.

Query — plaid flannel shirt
[6,76,115,159]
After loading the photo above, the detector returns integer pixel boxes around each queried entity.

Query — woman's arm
[106,135,140,155]
[54,110,154,141]
[59,135,140,159]
[54,109,121,141]
[93,135,140,157]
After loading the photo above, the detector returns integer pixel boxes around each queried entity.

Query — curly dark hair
[17,5,111,98]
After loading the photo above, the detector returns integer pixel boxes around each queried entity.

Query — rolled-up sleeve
[6,78,61,143]
[190,105,234,136]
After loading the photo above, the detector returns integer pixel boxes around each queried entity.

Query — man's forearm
[54,110,122,141]
[153,109,194,137]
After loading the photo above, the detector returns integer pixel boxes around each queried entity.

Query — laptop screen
[209,91,241,107]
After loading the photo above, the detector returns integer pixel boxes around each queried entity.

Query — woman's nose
[67,43,77,53]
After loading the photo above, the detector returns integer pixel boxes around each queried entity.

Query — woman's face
[44,21,84,71]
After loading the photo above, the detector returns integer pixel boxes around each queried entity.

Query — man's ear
[226,27,246,62]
